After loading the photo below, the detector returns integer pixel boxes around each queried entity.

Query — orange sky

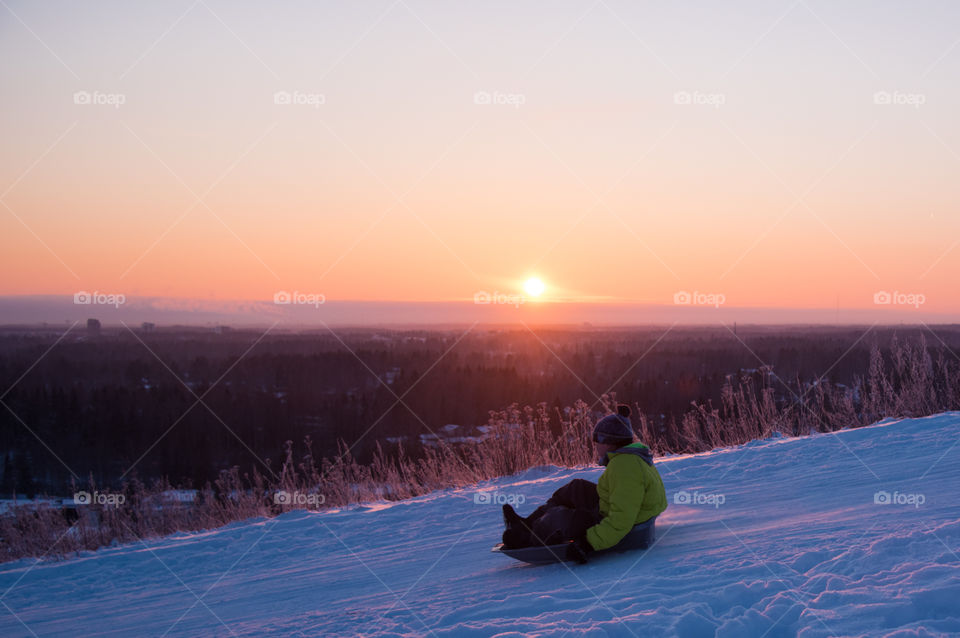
[1,1,958,321]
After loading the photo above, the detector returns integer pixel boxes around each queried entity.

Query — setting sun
[524,277,546,298]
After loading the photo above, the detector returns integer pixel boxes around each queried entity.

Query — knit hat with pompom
[592,405,634,447]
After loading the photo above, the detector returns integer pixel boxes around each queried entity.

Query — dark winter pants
[514,478,602,547]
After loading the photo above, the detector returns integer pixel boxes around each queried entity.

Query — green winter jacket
[586,442,667,551]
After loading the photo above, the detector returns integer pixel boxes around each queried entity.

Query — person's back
[588,441,667,551]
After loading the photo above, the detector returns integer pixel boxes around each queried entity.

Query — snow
[3,413,960,637]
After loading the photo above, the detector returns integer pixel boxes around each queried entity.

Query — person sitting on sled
[501,404,667,563]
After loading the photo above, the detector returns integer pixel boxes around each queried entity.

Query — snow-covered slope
[3,414,960,637]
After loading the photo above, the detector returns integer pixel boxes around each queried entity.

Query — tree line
[1,324,958,496]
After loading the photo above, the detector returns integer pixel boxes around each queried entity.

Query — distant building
[86,318,101,336]
[141,322,156,333]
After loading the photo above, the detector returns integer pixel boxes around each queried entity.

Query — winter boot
[502,504,532,548]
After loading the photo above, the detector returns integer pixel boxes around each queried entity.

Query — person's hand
[566,535,592,564]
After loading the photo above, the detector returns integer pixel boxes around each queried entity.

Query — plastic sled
[493,516,657,565]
